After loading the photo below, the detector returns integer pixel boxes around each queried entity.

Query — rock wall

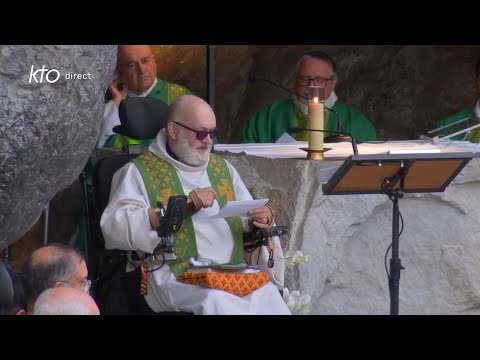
[0,45,117,250]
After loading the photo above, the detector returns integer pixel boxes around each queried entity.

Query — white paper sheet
[275,132,297,143]
[211,198,269,218]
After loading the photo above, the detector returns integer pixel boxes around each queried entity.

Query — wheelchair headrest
[115,97,169,140]
[0,261,13,306]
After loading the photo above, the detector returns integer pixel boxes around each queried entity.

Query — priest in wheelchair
[100,94,291,315]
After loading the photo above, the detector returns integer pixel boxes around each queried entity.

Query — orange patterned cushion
[176,271,270,297]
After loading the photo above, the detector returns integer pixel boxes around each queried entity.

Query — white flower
[283,247,312,314]
[283,287,311,315]
[284,247,309,267]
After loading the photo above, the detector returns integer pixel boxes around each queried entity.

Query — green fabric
[240,98,377,143]
[104,79,191,149]
[133,151,244,275]
[434,107,478,142]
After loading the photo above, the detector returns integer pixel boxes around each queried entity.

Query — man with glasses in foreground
[101,94,290,314]
[240,50,376,143]
[22,243,92,314]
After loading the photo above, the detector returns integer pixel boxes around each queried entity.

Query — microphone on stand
[248,75,347,143]
[288,126,359,155]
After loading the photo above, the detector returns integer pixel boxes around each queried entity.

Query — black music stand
[322,152,474,315]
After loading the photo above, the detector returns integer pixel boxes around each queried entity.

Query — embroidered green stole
[133,151,244,274]
[292,105,330,141]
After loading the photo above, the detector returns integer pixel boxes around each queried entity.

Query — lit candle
[308,96,324,151]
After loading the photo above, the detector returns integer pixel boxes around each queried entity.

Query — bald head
[30,243,81,266]
[34,287,100,315]
[166,95,216,166]
[168,94,216,129]
[117,45,157,95]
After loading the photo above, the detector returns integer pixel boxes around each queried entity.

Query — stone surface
[0,45,117,250]
[223,153,480,314]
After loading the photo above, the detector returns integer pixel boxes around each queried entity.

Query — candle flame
[313,97,319,104]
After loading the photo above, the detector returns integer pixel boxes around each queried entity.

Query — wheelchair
[83,97,288,315]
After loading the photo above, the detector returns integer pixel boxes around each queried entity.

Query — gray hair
[295,50,338,80]
[33,288,95,315]
[22,243,85,303]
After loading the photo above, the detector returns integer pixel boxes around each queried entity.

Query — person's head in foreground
[34,287,100,315]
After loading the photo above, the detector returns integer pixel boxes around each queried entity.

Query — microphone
[248,75,345,141]
[288,126,359,155]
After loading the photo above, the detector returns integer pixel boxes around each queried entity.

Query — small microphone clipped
[288,126,359,155]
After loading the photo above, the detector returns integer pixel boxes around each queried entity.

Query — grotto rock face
[0,45,117,250]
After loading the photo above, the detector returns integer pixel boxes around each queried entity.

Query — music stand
[322,152,474,315]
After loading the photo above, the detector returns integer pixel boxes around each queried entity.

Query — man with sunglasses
[101,94,290,315]
[240,50,377,143]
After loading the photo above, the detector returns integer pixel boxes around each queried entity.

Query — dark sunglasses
[174,121,217,140]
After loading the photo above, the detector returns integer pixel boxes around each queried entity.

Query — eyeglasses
[174,121,217,140]
[296,76,332,87]
[58,279,92,293]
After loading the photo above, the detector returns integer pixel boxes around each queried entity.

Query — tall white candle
[308,97,324,150]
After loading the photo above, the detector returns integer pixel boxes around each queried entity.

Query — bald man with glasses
[101,94,290,315]
[22,243,92,314]
[240,50,377,143]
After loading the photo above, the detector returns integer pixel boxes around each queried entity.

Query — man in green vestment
[100,95,290,314]
[434,56,480,142]
[240,50,377,143]
[99,45,191,148]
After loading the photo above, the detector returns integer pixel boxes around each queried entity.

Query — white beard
[292,91,339,114]
[174,132,211,167]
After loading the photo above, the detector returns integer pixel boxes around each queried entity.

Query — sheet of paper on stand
[388,148,441,154]
[215,140,480,160]
[210,198,269,218]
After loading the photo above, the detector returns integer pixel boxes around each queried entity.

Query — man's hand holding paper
[248,203,275,229]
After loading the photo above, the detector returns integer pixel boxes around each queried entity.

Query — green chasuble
[103,79,191,148]
[133,152,244,275]
[434,107,480,142]
[240,98,377,143]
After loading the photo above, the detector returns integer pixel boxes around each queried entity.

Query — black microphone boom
[248,75,344,139]
[248,75,308,101]
[288,126,358,155]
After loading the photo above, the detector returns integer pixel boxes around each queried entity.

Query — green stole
[467,117,480,142]
[292,105,331,141]
[104,80,190,148]
[133,151,244,274]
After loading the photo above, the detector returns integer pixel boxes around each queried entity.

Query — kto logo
[29,65,60,83]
